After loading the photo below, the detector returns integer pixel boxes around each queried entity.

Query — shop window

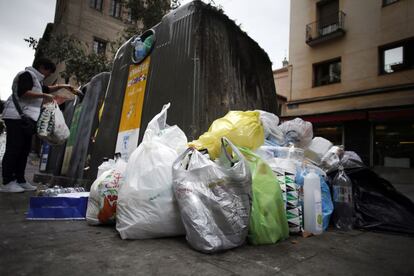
[89,0,103,11]
[110,0,122,18]
[313,58,341,87]
[374,122,414,168]
[313,125,343,146]
[379,37,414,74]
[93,38,107,55]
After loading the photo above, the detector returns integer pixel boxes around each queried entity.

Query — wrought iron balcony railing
[306,11,346,46]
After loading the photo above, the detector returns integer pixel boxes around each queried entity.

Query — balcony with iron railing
[306,11,346,46]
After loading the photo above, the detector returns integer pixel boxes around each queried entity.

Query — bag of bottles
[331,166,354,230]
[37,102,55,138]
[37,101,70,145]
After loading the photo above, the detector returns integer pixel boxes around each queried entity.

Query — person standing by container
[0,57,76,193]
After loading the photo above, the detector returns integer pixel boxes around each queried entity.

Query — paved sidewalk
[0,156,413,275]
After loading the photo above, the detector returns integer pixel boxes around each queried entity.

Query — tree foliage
[126,0,180,30]
[25,34,112,85]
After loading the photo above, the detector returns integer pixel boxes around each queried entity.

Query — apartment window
[110,0,122,18]
[379,38,414,74]
[382,0,399,7]
[317,0,339,33]
[89,0,103,11]
[93,38,107,55]
[313,58,341,86]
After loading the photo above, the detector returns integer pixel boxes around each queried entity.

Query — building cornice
[287,83,414,106]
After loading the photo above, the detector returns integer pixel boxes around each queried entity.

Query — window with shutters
[306,0,346,46]
[110,0,122,18]
[90,0,103,11]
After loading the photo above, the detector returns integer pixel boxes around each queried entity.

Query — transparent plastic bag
[37,102,55,138]
[332,166,354,231]
[173,138,252,253]
[256,110,285,146]
[279,118,313,148]
[37,102,69,145]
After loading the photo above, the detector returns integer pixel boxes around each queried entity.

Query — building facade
[284,0,414,171]
[42,0,142,85]
[54,0,138,56]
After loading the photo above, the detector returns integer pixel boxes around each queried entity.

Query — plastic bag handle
[143,103,170,142]
[220,137,244,165]
[172,147,194,171]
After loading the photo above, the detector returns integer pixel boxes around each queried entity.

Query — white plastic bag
[0,131,6,162]
[116,103,187,239]
[50,104,70,144]
[256,110,285,145]
[86,159,127,225]
[305,137,333,165]
[97,159,116,179]
[37,102,70,145]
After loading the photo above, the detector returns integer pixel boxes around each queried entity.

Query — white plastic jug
[304,170,323,235]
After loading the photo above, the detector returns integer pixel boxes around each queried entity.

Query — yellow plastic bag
[189,111,264,159]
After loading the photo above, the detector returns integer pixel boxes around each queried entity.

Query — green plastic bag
[239,147,289,245]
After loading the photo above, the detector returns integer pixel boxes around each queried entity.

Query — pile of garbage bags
[86,104,414,253]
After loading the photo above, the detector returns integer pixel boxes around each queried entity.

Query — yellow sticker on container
[118,57,150,132]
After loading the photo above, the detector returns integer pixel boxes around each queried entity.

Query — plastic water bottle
[304,170,323,235]
[131,37,146,60]
[332,166,354,230]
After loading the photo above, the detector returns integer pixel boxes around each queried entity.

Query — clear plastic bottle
[332,166,354,230]
[131,37,146,60]
[304,170,323,235]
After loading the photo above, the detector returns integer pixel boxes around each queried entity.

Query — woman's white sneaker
[18,182,37,191]
[0,181,25,193]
